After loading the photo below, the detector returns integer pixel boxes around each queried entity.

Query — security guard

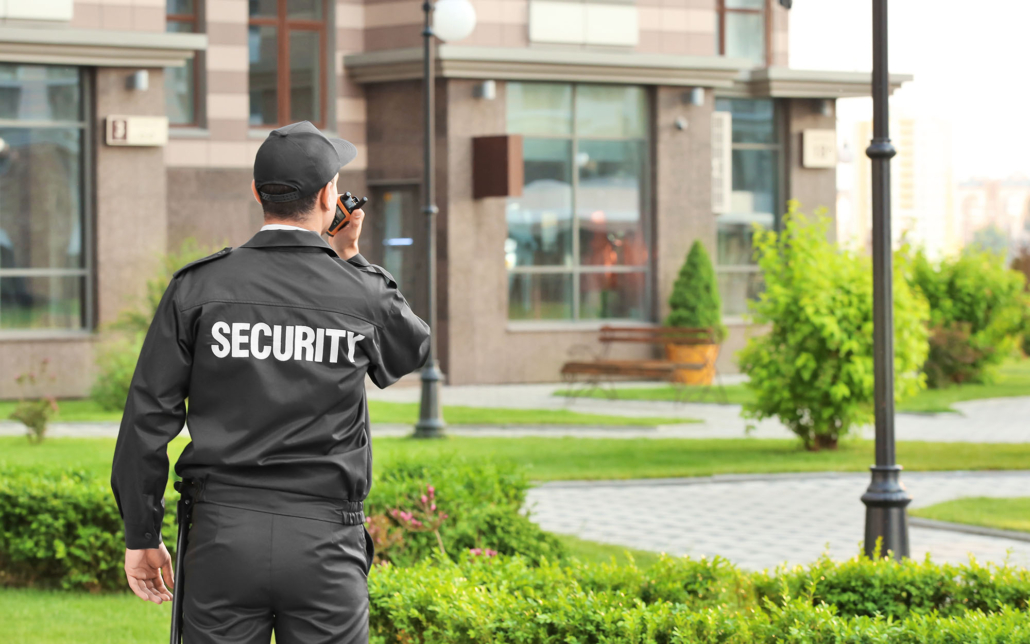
[111,121,430,643]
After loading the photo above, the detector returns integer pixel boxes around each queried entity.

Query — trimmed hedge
[0,453,561,590]
[368,553,1030,644]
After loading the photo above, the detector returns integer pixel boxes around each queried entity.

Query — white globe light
[432,0,477,42]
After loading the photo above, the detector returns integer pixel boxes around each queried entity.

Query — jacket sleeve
[110,277,193,549]
[366,280,431,389]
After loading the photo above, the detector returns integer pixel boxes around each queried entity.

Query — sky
[789,0,1030,181]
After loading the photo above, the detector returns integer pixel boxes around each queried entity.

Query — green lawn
[0,399,695,428]
[911,497,1030,533]
[555,359,1030,414]
[0,533,659,644]
[5,435,1030,483]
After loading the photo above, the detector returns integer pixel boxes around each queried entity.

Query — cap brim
[330,138,358,170]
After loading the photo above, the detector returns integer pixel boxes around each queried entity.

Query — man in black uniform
[110,121,430,643]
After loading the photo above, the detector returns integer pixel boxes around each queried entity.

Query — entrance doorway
[366,184,427,321]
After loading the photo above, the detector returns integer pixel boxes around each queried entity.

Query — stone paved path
[524,471,1030,570]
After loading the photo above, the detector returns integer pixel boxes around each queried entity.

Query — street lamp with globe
[414,0,476,438]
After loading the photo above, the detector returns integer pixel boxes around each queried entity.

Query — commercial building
[0,0,905,397]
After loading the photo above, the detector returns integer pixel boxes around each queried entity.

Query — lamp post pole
[860,0,911,560]
[414,0,446,439]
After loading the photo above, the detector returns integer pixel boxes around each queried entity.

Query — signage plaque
[105,116,169,147]
[802,129,837,169]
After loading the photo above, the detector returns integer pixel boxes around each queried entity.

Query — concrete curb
[531,470,1030,489]
[909,517,1030,543]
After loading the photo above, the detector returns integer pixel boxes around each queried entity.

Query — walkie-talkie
[328,191,368,237]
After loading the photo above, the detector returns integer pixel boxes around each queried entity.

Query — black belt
[190,478,366,526]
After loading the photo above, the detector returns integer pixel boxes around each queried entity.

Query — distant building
[837,112,958,258]
[0,0,907,397]
[955,177,1030,255]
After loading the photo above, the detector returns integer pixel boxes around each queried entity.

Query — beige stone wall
[72,0,165,31]
[638,0,716,57]
[785,98,837,232]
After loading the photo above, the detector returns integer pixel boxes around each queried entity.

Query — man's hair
[257,183,320,221]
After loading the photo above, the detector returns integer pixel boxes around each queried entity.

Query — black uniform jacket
[110,228,430,550]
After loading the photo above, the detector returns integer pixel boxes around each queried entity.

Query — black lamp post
[860,0,911,560]
[414,0,476,439]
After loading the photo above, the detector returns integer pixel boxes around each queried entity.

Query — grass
[0,534,660,644]
[5,435,1030,483]
[911,497,1030,533]
[555,359,1030,414]
[0,399,695,428]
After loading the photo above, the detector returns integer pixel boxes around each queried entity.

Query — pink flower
[440,513,448,519]
[469,548,481,556]
[430,503,436,511]
[427,485,435,496]
[485,549,497,557]
[421,494,428,504]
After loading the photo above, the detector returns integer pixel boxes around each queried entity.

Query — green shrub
[666,240,726,340]
[737,203,930,450]
[368,552,1030,644]
[89,334,143,412]
[910,247,1026,387]
[1010,245,1030,356]
[90,238,220,412]
[0,453,561,590]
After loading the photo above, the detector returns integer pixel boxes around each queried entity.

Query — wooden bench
[560,326,725,402]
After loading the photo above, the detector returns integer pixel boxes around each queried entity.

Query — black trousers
[181,482,374,643]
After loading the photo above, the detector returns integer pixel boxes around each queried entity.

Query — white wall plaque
[3,0,74,21]
[105,116,169,147]
[802,129,837,168]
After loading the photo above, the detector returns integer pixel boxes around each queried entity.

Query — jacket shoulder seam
[177,298,381,330]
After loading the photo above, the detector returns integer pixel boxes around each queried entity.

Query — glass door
[367,184,426,321]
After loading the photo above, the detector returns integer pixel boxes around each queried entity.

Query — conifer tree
[665,240,726,341]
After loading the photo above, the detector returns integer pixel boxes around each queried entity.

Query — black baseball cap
[253,121,358,203]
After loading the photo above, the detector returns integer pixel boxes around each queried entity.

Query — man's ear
[321,179,335,212]
[251,180,262,206]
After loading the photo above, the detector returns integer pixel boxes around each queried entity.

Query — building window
[0,64,90,331]
[248,0,326,128]
[713,98,781,317]
[716,0,766,67]
[166,0,200,126]
[506,82,650,322]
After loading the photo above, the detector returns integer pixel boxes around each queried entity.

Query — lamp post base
[413,359,446,438]
[860,464,911,560]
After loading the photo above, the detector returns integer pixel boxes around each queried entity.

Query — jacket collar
[240,229,339,258]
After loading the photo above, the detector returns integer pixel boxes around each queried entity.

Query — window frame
[166,1,203,128]
[715,0,770,68]
[248,0,328,130]
[712,97,786,321]
[505,82,653,324]
[0,66,95,337]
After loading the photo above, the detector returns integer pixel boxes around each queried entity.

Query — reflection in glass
[575,85,647,139]
[0,128,83,270]
[287,0,322,20]
[289,30,321,123]
[507,138,572,267]
[717,270,764,317]
[724,12,765,66]
[726,0,763,8]
[249,26,278,125]
[248,0,277,18]
[508,273,573,321]
[714,98,776,144]
[717,148,777,265]
[577,139,647,267]
[506,82,572,137]
[167,0,195,14]
[165,21,195,125]
[0,275,85,330]
[580,271,646,320]
[0,65,80,122]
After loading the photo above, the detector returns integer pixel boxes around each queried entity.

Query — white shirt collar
[260,224,319,233]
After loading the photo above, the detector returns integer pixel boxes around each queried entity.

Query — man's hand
[329,208,364,260]
[124,544,175,604]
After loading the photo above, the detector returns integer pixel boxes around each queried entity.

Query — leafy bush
[89,334,143,412]
[666,240,726,340]
[368,552,1030,644]
[1011,244,1030,356]
[910,247,1026,387]
[738,203,929,450]
[0,454,561,590]
[7,359,59,444]
[90,238,220,412]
